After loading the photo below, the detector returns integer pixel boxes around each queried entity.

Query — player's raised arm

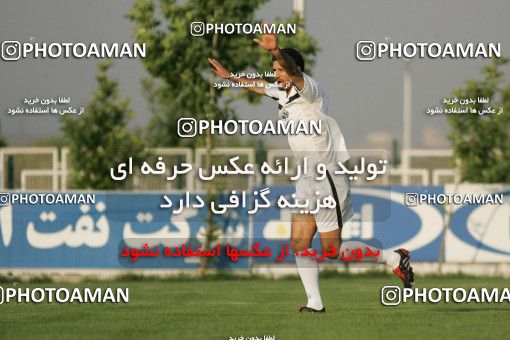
[208,58,268,95]
[253,31,305,90]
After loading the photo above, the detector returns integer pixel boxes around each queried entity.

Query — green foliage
[61,61,146,189]
[444,57,510,183]
[127,0,319,147]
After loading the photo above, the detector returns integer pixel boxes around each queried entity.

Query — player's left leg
[318,230,414,288]
[317,171,414,287]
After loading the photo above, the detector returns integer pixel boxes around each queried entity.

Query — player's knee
[325,247,340,259]
[321,242,340,259]
[290,238,309,253]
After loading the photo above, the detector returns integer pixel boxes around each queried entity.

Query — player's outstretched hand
[208,58,230,79]
[253,23,277,51]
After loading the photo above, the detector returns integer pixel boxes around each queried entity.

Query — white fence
[400,149,460,185]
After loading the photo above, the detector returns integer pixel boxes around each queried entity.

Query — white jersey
[265,72,350,177]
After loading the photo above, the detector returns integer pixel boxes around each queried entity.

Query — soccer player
[208,31,414,313]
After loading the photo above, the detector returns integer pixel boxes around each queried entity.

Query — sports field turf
[1,273,509,339]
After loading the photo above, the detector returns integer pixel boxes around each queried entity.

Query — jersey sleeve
[264,83,280,101]
[297,73,322,103]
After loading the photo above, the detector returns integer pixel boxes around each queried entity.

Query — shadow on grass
[0,268,505,284]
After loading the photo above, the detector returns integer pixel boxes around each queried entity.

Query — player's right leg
[290,213,325,313]
[392,249,414,288]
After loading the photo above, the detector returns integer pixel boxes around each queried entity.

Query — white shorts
[294,170,353,233]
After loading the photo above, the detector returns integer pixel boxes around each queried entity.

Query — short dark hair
[272,48,305,72]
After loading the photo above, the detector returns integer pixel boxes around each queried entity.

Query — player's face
[273,60,291,90]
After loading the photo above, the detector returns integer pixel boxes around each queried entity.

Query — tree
[0,121,7,147]
[127,0,319,272]
[127,1,319,147]
[61,61,146,189]
[444,57,510,183]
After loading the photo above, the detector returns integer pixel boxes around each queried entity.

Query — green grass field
[1,273,509,339]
